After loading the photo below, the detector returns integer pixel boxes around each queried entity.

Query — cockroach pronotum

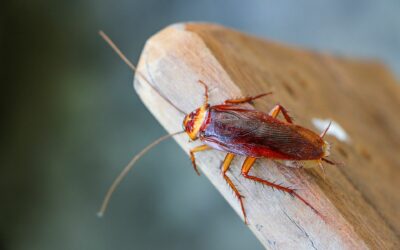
[97,31,336,224]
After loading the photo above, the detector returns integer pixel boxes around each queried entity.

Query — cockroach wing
[200,105,325,160]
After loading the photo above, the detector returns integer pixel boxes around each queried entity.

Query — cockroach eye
[182,121,186,131]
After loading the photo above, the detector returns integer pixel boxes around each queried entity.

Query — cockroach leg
[268,104,294,123]
[221,153,235,173]
[241,157,320,216]
[221,153,248,224]
[189,145,211,175]
[224,92,272,104]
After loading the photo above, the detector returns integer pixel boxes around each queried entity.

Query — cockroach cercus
[97,31,336,224]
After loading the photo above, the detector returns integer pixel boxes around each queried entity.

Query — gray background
[2,1,399,250]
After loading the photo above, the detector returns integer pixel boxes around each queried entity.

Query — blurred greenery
[1,1,399,250]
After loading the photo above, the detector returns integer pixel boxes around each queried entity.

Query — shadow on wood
[134,23,400,249]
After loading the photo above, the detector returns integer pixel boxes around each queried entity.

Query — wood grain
[134,23,400,249]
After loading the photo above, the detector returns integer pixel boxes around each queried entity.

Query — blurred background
[2,1,399,249]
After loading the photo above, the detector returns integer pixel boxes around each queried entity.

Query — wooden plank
[134,23,400,249]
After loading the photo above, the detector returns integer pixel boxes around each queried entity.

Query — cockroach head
[183,104,209,140]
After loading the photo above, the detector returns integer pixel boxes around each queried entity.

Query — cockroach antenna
[98,131,185,217]
[98,30,187,115]
[97,31,188,217]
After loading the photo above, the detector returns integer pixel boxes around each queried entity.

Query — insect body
[98,31,334,224]
[184,81,331,223]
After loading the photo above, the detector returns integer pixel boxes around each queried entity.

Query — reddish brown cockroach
[98,31,335,224]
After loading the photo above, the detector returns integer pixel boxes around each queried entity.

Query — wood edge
[133,22,398,249]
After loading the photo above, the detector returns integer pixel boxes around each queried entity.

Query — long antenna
[99,30,186,115]
[98,131,185,217]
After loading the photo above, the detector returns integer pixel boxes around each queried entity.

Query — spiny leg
[189,145,211,175]
[221,153,248,224]
[224,92,272,104]
[241,157,320,215]
[268,104,294,123]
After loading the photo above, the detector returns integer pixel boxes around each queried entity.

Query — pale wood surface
[134,23,400,249]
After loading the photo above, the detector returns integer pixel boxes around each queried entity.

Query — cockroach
[97,31,336,224]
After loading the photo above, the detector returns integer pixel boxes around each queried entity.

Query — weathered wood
[134,23,400,249]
